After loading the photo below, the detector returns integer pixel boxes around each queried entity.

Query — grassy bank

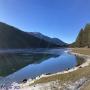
[71,48,90,55]
[31,48,90,86]
[33,63,90,85]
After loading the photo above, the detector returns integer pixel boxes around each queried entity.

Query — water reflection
[0,53,58,76]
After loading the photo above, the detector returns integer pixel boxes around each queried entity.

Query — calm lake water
[0,48,84,85]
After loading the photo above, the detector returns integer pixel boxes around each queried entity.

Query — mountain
[0,22,66,49]
[71,24,90,48]
[28,32,67,46]
[52,38,67,46]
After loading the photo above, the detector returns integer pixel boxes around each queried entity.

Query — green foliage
[76,29,84,47]
[72,24,90,48]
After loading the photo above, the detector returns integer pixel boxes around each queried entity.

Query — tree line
[71,24,90,48]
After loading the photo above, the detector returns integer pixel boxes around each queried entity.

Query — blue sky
[0,0,90,43]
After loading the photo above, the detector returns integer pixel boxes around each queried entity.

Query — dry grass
[71,48,90,55]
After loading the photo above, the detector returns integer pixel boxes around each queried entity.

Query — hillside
[28,32,67,46]
[0,22,66,49]
[71,24,90,48]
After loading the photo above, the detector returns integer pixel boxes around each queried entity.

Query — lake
[0,48,84,85]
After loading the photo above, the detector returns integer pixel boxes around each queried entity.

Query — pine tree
[72,24,90,48]
[84,24,90,47]
[76,29,84,47]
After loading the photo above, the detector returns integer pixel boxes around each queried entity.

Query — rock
[22,79,27,83]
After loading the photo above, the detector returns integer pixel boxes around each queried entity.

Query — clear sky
[0,0,90,43]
